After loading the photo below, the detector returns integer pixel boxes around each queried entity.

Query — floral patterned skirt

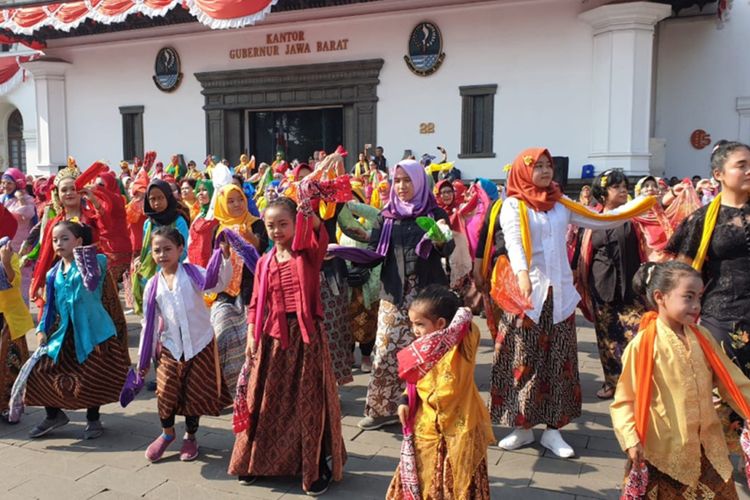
[592,299,644,389]
[364,280,417,418]
[701,315,750,454]
[349,286,378,345]
[489,290,581,428]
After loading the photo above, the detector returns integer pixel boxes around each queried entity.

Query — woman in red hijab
[95,172,133,282]
[487,148,655,459]
[434,179,481,312]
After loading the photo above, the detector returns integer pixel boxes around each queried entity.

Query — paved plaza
[0,310,748,500]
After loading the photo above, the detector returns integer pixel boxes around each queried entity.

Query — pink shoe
[179,437,199,462]
[145,434,174,462]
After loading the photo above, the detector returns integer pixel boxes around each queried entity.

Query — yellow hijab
[214,184,259,234]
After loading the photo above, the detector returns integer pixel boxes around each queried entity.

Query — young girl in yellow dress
[611,260,750,498]
[0,237,32,421]
[388,285,494,499]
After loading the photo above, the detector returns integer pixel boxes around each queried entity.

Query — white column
[23,127,38,174]
[19,58,71,176]
[737,97,750,143]
[579,2,670,176]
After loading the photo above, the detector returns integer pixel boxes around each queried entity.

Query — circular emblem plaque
[153,47,182,93]
[690,129,711,150]
[404,21,446,77]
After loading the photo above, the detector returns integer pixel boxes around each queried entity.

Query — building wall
[45,0,596,180]
[654,4,750,179]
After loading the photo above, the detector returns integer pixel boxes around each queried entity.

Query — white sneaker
[540,428,575,458]
[498,428,535,450]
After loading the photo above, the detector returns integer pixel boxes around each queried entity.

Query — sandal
[596,384,615,400]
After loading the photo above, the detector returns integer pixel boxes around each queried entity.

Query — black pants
[46,406,99,422]
[352,340,374,357]
[160,414,200,434]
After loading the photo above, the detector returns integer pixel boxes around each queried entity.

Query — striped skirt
[211,299,247,396]
[0,317,29,413]
[24,274,130,410]
[24,328,130,409]
[156,339,231,420]
[228,318,346,490]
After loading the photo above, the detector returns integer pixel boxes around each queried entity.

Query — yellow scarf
[425,161,454,175]
[481,198,503,277]
[214,184,259,234]
[692,193,722,272]
[517,196,658,265]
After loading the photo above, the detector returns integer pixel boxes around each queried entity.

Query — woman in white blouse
[488,148,655,458]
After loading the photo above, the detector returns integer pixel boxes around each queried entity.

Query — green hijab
[194,179,215,217]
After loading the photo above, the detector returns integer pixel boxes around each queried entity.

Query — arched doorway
[7,109,25,172]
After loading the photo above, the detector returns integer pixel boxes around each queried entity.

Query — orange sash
[635,311,750,445]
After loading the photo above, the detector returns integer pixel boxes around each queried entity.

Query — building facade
[0,0,744,182]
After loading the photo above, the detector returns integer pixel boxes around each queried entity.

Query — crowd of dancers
[0,140,749,498]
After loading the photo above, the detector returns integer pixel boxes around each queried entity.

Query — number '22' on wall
[419,122,435,134]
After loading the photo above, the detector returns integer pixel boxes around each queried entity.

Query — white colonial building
[0,0,745,184]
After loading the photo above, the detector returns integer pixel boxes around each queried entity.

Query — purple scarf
[328,160,438,263]
[120,228,259,407]
[381,160,438,219]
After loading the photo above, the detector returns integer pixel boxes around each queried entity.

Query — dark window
[248,108,343,165]
[119,105,144,161]
[459,84,497,159]
[7,109,25,172]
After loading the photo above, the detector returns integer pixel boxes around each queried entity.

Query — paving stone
[77,464,168,497]
[586,436,623,455]
[9,309,746,499]
[145,479,249,499]
[8,473,105,499]
[88,489,143,499]
[342,453,399,477]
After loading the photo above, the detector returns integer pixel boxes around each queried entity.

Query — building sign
[153,47,182,93]
[690,129,711,150]
[229,31,349,60]
[404,22,446,76]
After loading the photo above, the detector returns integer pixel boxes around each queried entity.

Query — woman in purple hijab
[356,160,455,430]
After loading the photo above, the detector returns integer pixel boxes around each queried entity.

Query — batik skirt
[321,274,353,385]
[211,298,247,396]
[156,339,231,420]
[639,451,738,499]
[489,290,581,428]
[701,315,750,454]
[453,274,483,315]
[349,286,378,345]
[364,279,418,419]
[386,437,490,500]
[24,274,130,410]
[0,316,28,413]
[592,299,644,389]
[228,317,346,491]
